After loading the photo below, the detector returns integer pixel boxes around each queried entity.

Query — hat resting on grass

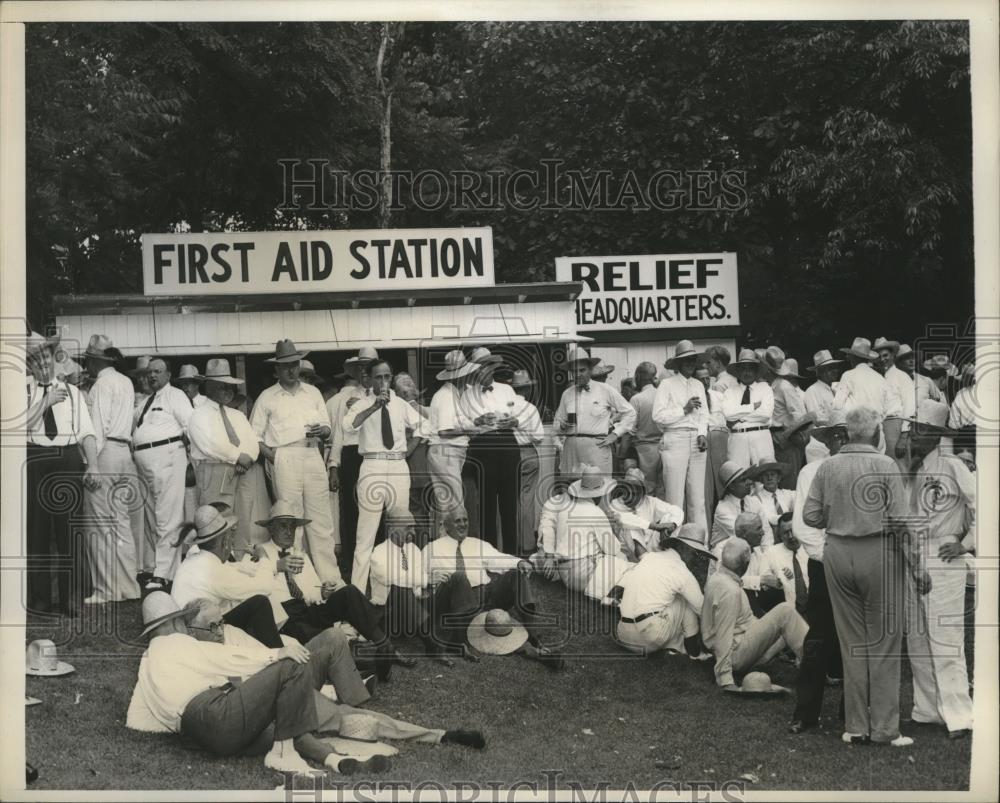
[467,609,528,655]
[25,639,74,677]
[723,671,790,697]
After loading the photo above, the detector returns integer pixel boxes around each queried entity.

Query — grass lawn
[25,578,973,792]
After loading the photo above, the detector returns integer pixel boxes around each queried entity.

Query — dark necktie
[772,493,783,515]
[792,554,808,615]
[380,404,394,449]
[219,404,240,447]
[400,544,409,572]
[278,548,304,600]
[483,385,494,393]
[741,384,751,405]
[136,393,156,429]
[455,541,466,578]
[740,497,746,512]
[38,384,58,440]
[186,394,194,407]
[580,384,591,392]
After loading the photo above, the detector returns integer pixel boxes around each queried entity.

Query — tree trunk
[376,22,405,228]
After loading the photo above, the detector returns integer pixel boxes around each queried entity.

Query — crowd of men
[21,329,978,774]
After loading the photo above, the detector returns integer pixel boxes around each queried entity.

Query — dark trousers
[793,558,844,725]
[222,595,283,648]
[748,586,786,618]
[280,585,388,647]
[467,432,522,555]
[26,444,92,613]
[384,585,430,641]
[429,569,540,651]
[338,445,362,579]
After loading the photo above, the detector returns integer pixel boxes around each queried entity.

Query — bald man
[701,538,808,690]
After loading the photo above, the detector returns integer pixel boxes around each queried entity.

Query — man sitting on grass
[701,539,808,691]
[709,512,784,616]
[126,592,485,778]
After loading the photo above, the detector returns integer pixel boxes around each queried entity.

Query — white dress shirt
[457,381,521,433]
[722,381,774,429]
[652,373,709,436]
[792,458,827,561]
[948,386,977,429]
[510,395,544,446]
[187,399,260,463]
[771,378,808,430]
[705,388,727,430]
[711,371,739,394]
[619,549,704,620]
[326,382,366,466]
[709,536,768,590]
[608,495,685,553]
[170,549,277,618]
[883,365,916,420]
[89,366,135,452]
[914,372,944,405]
[190,393,209,408]
[832,362,901,419]
[133,384,192,444]
[710,493,774,548]
[537,495,617,557]
[26,376,96,448]
[343,389,423,455]
[554,381,637,437]
[753,487,795,528]
[803,380,836,424]
[250,381,330,448]
[369,540,427,605]
[253,539,324,608]
[762,542,810,606]
[629,384,660,442]
[126,632,280,733]
[422,535,521,588]
[426,383,469,448]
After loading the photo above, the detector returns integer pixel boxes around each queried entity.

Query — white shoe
[264,743,316,775]
[688,651,713,662]
[889,735,914,747]
[83,594,113,605]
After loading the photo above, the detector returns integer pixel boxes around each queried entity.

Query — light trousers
[732,601,808,672]
[84,442,141,600]
[634,440,663,499]
[560,435,613,475]
[905,540,973,732]
[659,429,707,531]
[273,446,340,584]
[426,443,466,538]
[726,429,775,469]
[195,460,271,547]
[133,441,187,580]
[353,457,411,594]
[617,597,700,655]
[824,534,905,743]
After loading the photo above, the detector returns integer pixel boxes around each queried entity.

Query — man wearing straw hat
[721,349,776,469]
[831,337,902,453]
[175,364,208,408]
[327,347,377,579]
[616,524,715,658]
[694,361,728,526]
[22,331,101,614]
[653,340,710,530]
[902,400,975,739]
[80,334,142,604]
[607,467,685,557]
[626,361,664,499]
[764,349,813,487]
[187,358,270,547]
[710,462,774,548]
[802,406,927,747]
[554,346,636,477]
[251,339,340,586]
[872,337,913,462]
[803,349,844,464]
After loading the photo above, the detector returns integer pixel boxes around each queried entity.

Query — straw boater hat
[774,358,804,380]
[806,349,844,373]
[922,354,958,377]
[129,355,152,378]
[176,364,204,383]
[256,498,312,529]
[468,346,504,365]
[509,369,536,388]
[203,358,244,385]
[873,337,900,355]
[25,639,74,677]
[762,346,786,374]
[665,340,702,369]
[467,609,529,655]
[436,349,480,380]
[139,591,200,638]
[749,461,789,481]
[178,504,237,548]
[337,713,381,743]
[264,339,309,364]
[894,343,914,363]
[726,348,761,376]
[81,334,118,362]
[564,345,601,367]
[591,363,615,378]
[719,461,753,494]
[723,671,790,697]
[568,465,616,499]
[345,346,379,366]
[664,523,716,559]
[907,399,960,436]
[840,337,877,361]
[810,408,849,443]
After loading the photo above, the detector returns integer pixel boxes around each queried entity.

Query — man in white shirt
[762,513,809,612]
[766,351,813,487]
[553,346,636,476]
[704,345,738,394]
[695,363,729,529]
[188,358,270,548]
[80,334,141,604]
[607,468,685,556]
[752,462,795,528]
[175,364,208,408]
[251,339,339,586]
[424,506,562,667]
[625,362,663,498]
[722,349,776,468]
[873,337,913,461]
[616,524,714,658]
[343,359,425,593]
[326,347,376,579]
[803,349,844,464]
[653,340,710,530]
[710,512,781,615]
[424,350,478,539]
[831,337,902,453]
[133,356,193,590]
[23,332,101,615]
[710,461,774,548]
[507,369,546,553]
[948,362,978,458]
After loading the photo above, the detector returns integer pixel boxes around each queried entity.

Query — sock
[442,729,486,749]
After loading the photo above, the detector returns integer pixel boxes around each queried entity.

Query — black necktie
[793,555,808,615]
[380,404,394,449]
[580,384,591,392]
[483,385,494,393]
[136,393,156,429]
[740,497,746,512]
[400,544,409,572]
[773,493,784,515]
[455,541,466,578]
[741,384,751,405]
[278,548,304,599]
[39,384,58,440]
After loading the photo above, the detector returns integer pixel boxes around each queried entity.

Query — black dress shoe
[26,763,38,784]
[788,720,816,734]
[948,728,971,740]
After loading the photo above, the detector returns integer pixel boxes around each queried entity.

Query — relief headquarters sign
[142,227,494,296]
[555,252,740,331]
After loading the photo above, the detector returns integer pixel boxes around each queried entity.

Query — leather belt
[134,435,184,451]
[620,610,662,625]
[106,436,131,445]
[729,425,770,434]
[567,433,605,439]
[361,452,406,460]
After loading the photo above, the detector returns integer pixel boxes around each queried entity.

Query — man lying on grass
[126,592,485,778]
